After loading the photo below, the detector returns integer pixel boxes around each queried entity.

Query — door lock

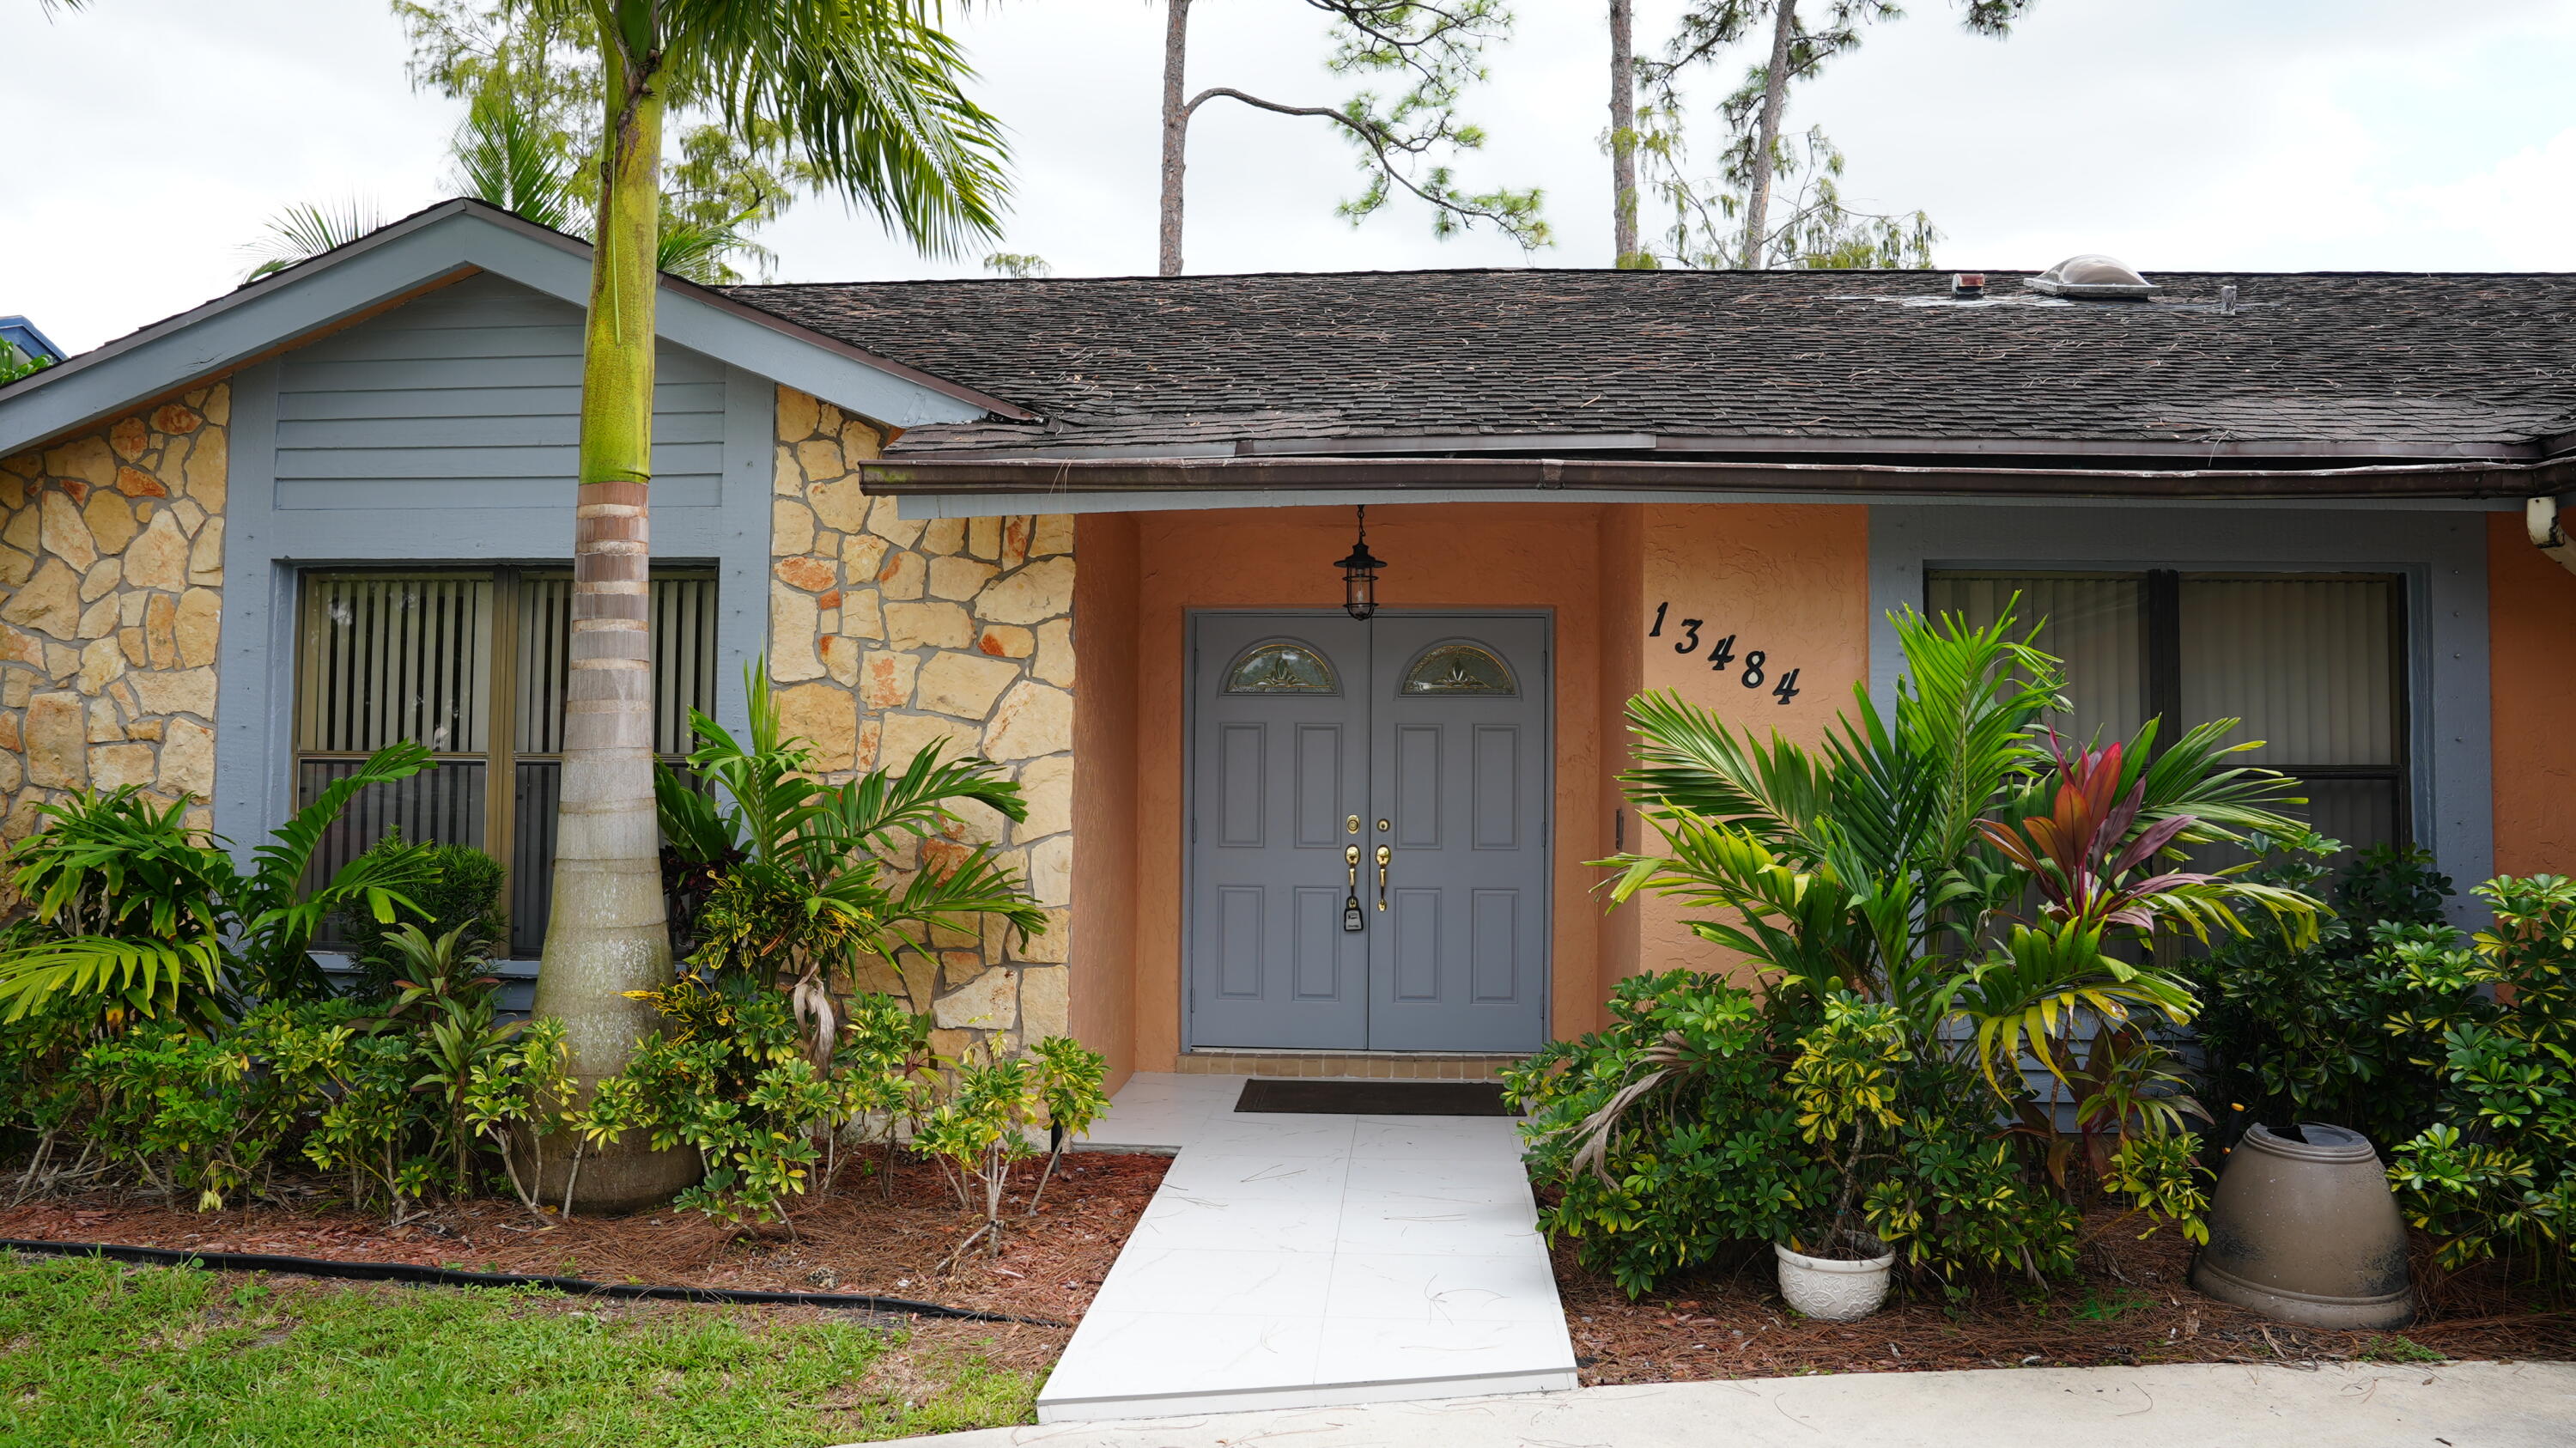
[1375,844,1391,910]
[1344,846,1365,931]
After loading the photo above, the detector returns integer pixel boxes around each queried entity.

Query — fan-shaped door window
[1400,641,1516,697]
[1224,639,1340,695]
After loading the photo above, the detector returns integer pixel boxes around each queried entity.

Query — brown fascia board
[858,453,2571,501]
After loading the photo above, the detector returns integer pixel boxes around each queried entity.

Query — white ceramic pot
[1775,1235,1896,1322]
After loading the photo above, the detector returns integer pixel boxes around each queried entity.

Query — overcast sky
[10,0,2576,355]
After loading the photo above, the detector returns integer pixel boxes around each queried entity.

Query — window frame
[291,563,717,958]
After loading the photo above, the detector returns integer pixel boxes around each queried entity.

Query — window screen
[295,566,719,957]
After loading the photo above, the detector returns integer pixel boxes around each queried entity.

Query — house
[0,201,2570,1096]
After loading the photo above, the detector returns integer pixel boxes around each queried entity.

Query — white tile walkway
[1036,1072,1578,1424]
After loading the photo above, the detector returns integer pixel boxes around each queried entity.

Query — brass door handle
[1346,844,1361,890]
[1375,844,1391,910]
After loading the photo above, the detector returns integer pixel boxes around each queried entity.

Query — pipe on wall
[2530,493,2576,577]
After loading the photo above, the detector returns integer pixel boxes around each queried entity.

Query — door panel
[1186,611,1548,1055]
[1366,617,1551,1052]
[1187,615,1371,1049]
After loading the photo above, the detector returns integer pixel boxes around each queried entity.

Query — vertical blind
[296,568,720,957]
[1927,570,2408,863]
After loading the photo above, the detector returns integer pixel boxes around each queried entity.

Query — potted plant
[1773,993,1905,1320]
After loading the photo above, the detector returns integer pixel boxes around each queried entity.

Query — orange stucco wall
[1070,500,1874,1070]
[1070,514,1142,1094]
[2488,512,2576,876]
[1623,504,1875,985]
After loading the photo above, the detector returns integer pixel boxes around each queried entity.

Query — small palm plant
[0,743,436,1022]
[656,664,1048,1062]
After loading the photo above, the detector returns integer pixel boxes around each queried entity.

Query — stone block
[927,554,997,601]
[965,515,1002,561]
[839,587,886,641]
[3,504,38,552]
[983,680,1072,761]
[39,492,98,571]
[109,417,150,461]
[202,385,230,427]
[25,691,87,788]
[874,549,926,601]
[0,544,31,588]
[777,386,820,442]
[774,681,859,771]
[884,600,973,651]
[976,624,1034,659]
[78,558,120,603]
[974,557,1075,625]
[42,436,115,494]
[160,717,216,800]
[122,511,189,591]
[920,517,965,557]
[775,555,835,593]
[1018,964,1070,1038]
[866,496,928,550]
[188,514,224,582]
[1034,618,1077,687]
[83,491,136,555]
[771,499,816,555]
[916,650,1019,720]
[1016,753,1073,837]
[183,428,225,511]
[842,532,890,580]
[773,444,801,496]
[1026,834,1072,908]
[877,710,978,770]
[795,438,845,483]
[132,666,217,718]
[86,697,122,743]
[839,418,882,461]
[1008,907,1073,965]
[0,558,82,640]
[810,478,870,532]
[819,633,862,687]
[933,964,1018,1031]
[114,465,165,498]
[150,404,203,436]
[88,742,157,791]
[174,588,219,667]
[1031,514,1075,557]
[1000,516,1032,570]
[75,595,117,641]
[770,587,823,680]
[860,648,920,709]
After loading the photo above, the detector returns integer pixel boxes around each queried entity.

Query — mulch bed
[0,1148,1170,1377]
[1554,1213,2576,1385]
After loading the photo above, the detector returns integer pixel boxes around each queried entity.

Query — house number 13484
[1649,601,1801,703]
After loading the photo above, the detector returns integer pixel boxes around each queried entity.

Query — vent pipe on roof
[1952,272,1985,299]
[2530,494,2576,579]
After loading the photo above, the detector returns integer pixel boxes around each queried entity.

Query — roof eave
[858,453,2567,502]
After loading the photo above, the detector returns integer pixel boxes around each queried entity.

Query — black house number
[1648,600,1801,704]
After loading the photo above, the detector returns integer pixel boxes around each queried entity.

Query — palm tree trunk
[1737,0,1797,270]
[531,14,697,1213]
[1608,0,1638,265]
[1158,0,1192,276]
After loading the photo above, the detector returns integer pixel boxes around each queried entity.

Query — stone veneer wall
[766,387,1074,1061]
[0,386,228,843]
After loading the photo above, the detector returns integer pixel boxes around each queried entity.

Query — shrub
[2381,874,2576,1277]
[2188,837,2458,1148]
[333,832,507,1001]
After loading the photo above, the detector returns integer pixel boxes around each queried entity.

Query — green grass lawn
[0,1253,1039,1447]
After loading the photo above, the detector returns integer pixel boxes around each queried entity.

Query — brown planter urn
[2192,1123,2414,1329]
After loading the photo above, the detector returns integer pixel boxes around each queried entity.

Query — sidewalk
[872,1360,2576,1448]
[1031,1073,1575,1422]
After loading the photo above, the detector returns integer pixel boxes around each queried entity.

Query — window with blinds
[295,567,720,957]
[1926,570,2409,865]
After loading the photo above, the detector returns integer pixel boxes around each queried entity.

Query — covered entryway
[1185,611,1551,1053]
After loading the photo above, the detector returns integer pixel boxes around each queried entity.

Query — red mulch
[1553,1213,2576,1385]
[0,1148,1169,1376]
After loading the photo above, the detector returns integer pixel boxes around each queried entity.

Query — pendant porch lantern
[1335,506,1385,621]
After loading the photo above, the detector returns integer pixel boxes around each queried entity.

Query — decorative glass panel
[1224,640,1338,695]
[1401,642,1516,697]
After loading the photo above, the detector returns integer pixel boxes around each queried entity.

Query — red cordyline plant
[1980,730,2228,937]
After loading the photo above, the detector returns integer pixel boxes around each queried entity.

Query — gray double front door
[1188,611,1550,1053]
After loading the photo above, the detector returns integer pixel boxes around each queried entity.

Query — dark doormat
[1234,1078,1514,1116]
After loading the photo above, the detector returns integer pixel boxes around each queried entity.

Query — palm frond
[0,934,225,1022]
[453,89,583,231]
[661,0,1011,257]
[240,198,388,281]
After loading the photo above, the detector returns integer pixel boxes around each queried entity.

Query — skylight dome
[2024,254,2157,300]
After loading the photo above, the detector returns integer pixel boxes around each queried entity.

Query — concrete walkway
[1031,1072,1577,1423]
[878,1360,2576,1447]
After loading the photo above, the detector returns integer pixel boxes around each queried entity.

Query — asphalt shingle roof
[722,268,2576,462]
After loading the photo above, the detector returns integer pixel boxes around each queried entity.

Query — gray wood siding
[272,273,726,510]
